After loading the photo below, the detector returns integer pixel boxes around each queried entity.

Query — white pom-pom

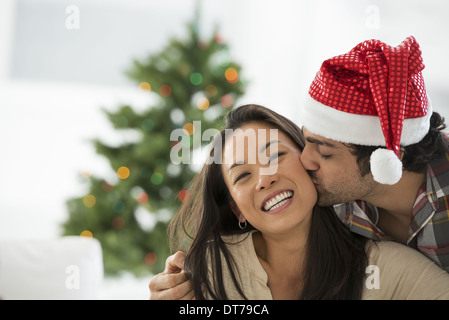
[370,148,403,185]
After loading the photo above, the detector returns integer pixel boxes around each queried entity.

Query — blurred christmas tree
[62,12,245,276]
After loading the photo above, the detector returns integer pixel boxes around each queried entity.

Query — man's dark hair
[347,112,449,176]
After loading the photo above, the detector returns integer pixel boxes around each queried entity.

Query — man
[298,36,449,272]
[149,36,449,299]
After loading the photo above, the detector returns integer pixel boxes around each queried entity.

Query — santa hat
[298,36,431,185]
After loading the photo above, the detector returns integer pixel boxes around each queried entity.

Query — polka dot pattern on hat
[309,36,428,156]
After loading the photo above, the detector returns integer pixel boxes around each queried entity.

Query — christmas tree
[62,12,246,276]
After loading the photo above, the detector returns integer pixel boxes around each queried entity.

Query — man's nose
[300,147,319,171]
[256,173,279,191]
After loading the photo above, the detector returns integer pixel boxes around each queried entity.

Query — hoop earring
[238,220,247,230]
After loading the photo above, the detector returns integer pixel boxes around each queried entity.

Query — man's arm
[148,251,195,300]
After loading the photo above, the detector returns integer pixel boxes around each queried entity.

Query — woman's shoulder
[365,240,435,270]
[364,239,445,284]
[214,231,271,299]
[363,239,449,299]
[366,239,426,261]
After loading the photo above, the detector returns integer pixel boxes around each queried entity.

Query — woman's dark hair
[347,112,449,176]
[168,104,369,300]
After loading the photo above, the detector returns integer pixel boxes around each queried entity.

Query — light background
[1,0,448,298]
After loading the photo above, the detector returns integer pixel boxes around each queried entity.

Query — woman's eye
[268,152,286,163]
[234,172,250,184]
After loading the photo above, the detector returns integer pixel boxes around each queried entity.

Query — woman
[168,104,449,300]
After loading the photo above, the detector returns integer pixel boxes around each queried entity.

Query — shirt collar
[408,161,442,243]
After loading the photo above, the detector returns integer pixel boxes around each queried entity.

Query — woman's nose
[256,174,279,190]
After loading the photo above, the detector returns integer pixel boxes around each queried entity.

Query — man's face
[300,127,376,206]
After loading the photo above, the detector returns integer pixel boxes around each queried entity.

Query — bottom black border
[1,299,447,318]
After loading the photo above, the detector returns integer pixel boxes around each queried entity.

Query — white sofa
[0,236,103,299]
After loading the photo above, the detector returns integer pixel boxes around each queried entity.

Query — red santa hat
[299,36,431,185]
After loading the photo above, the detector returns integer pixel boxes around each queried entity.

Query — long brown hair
[168,104,369,299]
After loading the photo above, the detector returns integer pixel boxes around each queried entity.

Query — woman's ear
[229,200,245,222]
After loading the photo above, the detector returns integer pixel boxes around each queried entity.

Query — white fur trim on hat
[370,148,403,185]
[298,95,432,147]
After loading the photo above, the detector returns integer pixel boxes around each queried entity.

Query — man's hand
[149,251,195,300]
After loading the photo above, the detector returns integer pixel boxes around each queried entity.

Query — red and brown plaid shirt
[334,151,449,273]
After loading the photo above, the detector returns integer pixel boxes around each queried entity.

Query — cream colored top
[206,231,449,300]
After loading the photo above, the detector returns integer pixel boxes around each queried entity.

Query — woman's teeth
[263,191,293,211]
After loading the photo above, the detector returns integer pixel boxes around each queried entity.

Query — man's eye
[320,154,332,160]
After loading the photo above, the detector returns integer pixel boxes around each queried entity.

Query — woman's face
[221,121,317,236]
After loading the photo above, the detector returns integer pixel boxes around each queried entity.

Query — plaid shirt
[334,150,449,273]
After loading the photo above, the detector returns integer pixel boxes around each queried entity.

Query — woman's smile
[261,189,294,214]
